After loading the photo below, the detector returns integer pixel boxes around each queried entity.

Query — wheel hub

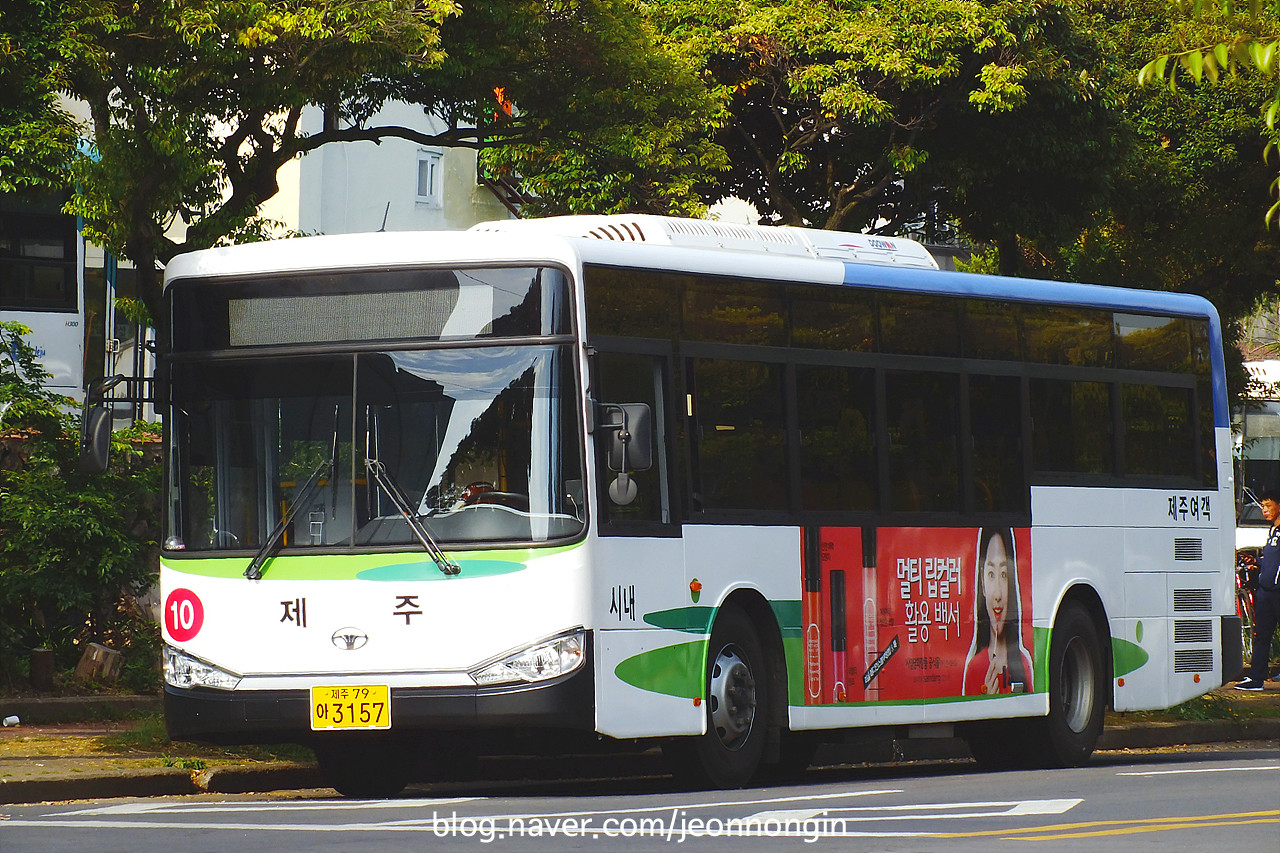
[709,644,757,750]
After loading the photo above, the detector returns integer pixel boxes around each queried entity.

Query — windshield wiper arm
[365,457,460,576]
[244,458,331,581]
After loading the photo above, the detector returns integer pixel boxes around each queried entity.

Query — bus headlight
[163,645,242,690]
[471,631,585,686]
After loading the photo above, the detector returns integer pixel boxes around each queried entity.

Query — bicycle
[1235,550,1258,668]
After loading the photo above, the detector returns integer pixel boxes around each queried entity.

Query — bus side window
[594,352,671,528]
[969,374,1026,513]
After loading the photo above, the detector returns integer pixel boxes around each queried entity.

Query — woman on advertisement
[963,527,1033,695]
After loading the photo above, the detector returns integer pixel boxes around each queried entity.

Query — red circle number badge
[164,588,205,642]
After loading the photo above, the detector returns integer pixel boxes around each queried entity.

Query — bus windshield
[167,344,585,553]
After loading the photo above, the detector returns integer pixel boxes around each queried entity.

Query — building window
[416,150,443,207]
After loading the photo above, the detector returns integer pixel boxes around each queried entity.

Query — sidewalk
[1,686,1277,805]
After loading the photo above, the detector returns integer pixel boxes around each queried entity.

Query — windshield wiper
[245,405,341,581]
[244,457,331,580]
[365,457,461,576]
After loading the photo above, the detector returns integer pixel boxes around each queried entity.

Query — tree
[642,0,1122,273]
[1005,0,1280,396]
[0,1,79,193]
[1137,0,1280,221]
[34,0,720,334]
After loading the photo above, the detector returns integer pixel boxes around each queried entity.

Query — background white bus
[137,215,1237,796]
[0,196,83,402]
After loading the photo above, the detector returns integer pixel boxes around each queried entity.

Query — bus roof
[164,215,1219,324]
[468,214,941,270]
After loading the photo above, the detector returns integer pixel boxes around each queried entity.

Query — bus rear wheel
[1028,600,1106,768]
[664,606,768,788]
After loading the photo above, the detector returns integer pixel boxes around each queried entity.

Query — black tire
[316,738,410,798]
[1028,600,1107,768]
[664,606,768,788]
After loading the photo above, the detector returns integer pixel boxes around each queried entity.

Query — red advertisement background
[802,526,1033,705]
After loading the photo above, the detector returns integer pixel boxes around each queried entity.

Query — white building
[259,102,511,236]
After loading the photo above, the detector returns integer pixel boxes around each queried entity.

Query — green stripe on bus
[643,606,716,634]
[1112,635,1149,677]
[614,641,708,699]
[160,542,581,580]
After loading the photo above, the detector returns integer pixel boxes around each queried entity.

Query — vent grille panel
[1173,538,1204,561]
[1173,588,1212,613]
[1173,620,1214,644]
[1174,649,1214,673]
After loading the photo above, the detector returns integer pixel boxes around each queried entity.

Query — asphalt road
[2,743,1277,852]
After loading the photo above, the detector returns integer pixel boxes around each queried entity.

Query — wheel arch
[1051,583,1115,710]
[716,587,789,763]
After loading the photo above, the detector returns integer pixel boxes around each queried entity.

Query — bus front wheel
[1031,600,1106,768]
[664,606,768,788]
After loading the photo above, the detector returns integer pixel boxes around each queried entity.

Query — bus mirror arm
[600,403,651,507]
[78,375,127,474]
[599,403,653,474]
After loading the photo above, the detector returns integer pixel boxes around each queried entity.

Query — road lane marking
[738,799,1081,825]
[60,796,482,817]
[1117,764,1280,778]
[6,794,1082,840]
[383,788,903,826]
[934,809,1280,840]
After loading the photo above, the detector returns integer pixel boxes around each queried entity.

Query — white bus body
[155,216,1236,794]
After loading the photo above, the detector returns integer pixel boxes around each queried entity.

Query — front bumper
[165,642,595,744]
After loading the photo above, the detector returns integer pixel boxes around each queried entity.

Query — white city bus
[1,203,84,403]
[128,215,1237,796]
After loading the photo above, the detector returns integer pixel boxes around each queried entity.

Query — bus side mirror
[78,374,126,473]
[601,403,653,473]
[79,406,112,473]
[599,403,652,506]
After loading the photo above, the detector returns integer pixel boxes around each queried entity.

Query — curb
[1099,718,1280,750]
[0,767,194,805]
[193,763,325,794]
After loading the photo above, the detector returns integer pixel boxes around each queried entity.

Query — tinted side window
[969,375,1026,512]
[1023,306,1113,367]
[885,371,960,511]
[796,365,877,511]
[1030,379,1114,475]
[790,285,876,352]
[879,293,961,357]
[691,359,787,511]
[583,266,681,339]
[1115,314,1191,372]
[963,300,1022,361]
[684,277,786,346]
[1123,384,1195,477]
[594,352,671,526]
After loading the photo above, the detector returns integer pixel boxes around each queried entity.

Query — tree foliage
[1137,0,1280,222]
[643,0,1122,272]
[1,1,722,333]
[1009,0,1280,394]
[0,1,80,193]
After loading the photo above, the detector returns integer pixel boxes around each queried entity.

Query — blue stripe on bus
[840,262,1230,429]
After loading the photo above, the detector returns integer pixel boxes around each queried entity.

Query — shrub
[0,321,160,689]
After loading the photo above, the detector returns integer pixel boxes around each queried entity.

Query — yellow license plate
[310,684,391,731]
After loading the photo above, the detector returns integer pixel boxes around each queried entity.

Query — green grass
[99,712,315,764]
